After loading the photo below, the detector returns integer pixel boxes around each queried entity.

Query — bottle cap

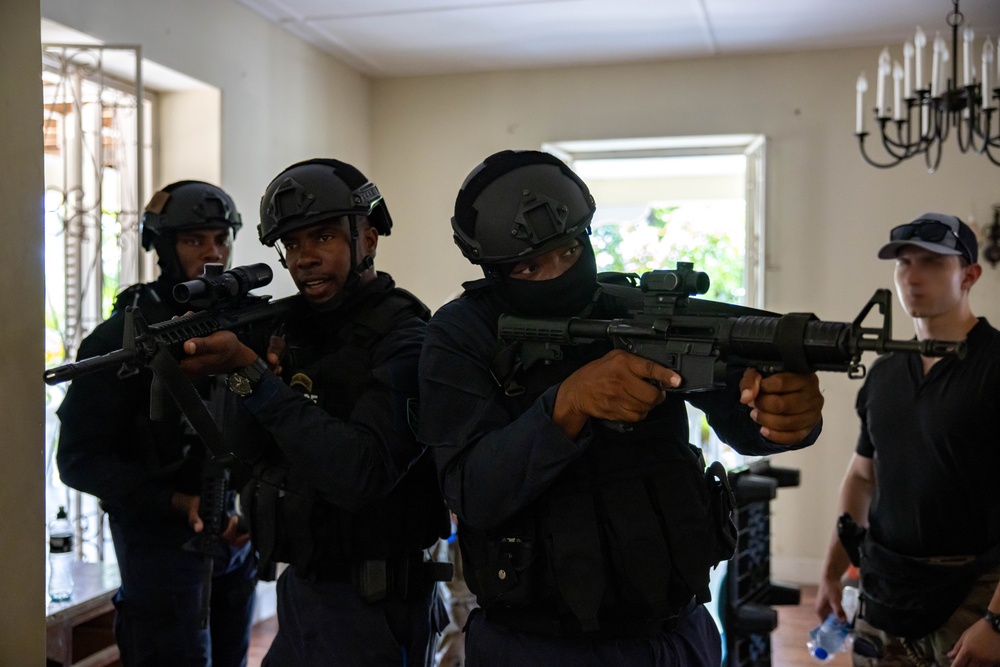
[56,506,68,519]
[813,647,830,660]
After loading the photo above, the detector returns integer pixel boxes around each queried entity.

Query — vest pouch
[244,462,317,578]
[354,559,390,603]
[472,538,536,607]
[649,459,718,604]
[706,461,738,565]
[599,482,672,619]
[543,492,607,632]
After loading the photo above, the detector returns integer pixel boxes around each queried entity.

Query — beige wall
[159,88,223,187]
[1,1,46,663]
[370,49,999,581]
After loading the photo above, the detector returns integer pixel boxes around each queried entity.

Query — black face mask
[494,237,599,317]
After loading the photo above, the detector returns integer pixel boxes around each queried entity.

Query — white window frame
[543,134,767,308]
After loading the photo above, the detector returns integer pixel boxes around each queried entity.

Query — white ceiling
[233,0,1000,78]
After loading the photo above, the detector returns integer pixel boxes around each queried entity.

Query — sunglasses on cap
[889,219,971,258]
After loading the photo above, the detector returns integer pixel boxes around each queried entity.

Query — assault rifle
[183,456,234,629]
[496,262,966,394]
[43,262,294,388]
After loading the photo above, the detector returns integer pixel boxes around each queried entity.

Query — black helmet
[140,180,242,251]
[258,158,392,247]
[452,150,595,266]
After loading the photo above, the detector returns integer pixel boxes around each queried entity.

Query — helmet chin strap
[296,215,376,312]
[152,235,187,284]
[341,214,374,291]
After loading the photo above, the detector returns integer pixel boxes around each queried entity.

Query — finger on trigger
[638,357,681,388]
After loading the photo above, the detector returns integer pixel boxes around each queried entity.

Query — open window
[42,20,223,561]
[544,135,767,468]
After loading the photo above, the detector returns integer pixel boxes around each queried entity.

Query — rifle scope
[174,263,273,306]
[640,263,710,297]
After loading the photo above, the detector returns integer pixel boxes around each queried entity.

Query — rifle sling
[775,313,814,374]
[148,347,227,458]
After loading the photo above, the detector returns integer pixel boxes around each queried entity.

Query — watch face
[228,372,252,396]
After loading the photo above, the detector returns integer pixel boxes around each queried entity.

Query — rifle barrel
[43,348,137,386]
[857,337,966,358]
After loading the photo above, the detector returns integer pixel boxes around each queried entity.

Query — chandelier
[854,0,999,171]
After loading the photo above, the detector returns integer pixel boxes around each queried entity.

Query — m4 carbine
[44,262,292,387]
[497,262,965,393]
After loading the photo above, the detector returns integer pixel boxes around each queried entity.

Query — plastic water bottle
[842,585,859,624]
[48,506,74,602]
[808,612,853,662]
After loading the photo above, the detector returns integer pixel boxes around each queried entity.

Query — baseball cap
[877,212,978,264]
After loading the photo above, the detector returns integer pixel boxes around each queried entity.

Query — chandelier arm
[983,144,1000,167]
[978,111,1000,164]
[979,144,1000,167]
[956,113,975,152]
[984,108,999,145]
[965,108,997,153]
[857,133,908,168]
[874,119,919,158]
[911,96,932,146]
[936,104,952,143]
[891,121,913,153]
[923,135,944,172]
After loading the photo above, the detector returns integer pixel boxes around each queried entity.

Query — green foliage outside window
[591,203,747,305]
[101,209,124,320]
[591,200,750,456]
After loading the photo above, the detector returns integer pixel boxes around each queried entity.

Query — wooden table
[46,561,121,667]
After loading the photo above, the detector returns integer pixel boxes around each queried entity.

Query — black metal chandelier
[855,0,999,172]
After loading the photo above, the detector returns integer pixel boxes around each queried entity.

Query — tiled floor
[247,584,849,666]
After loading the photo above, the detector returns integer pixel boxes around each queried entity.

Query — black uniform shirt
[227,274,432,512]
[856,318,1000,557]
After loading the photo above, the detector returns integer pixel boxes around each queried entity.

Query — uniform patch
[290,372,319,403]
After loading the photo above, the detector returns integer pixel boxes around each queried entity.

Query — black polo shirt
[856,318,1000,557]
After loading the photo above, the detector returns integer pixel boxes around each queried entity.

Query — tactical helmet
[140,180,242,251]
[452,150,596,266]
[258,158,392,247]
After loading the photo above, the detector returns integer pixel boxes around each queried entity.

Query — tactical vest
[242,282,449,582]
[460,284,737,639]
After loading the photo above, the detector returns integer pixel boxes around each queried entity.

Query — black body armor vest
[242,279,449,580]
[460,283,737,638]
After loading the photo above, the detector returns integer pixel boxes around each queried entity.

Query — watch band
[986,610,1000,635]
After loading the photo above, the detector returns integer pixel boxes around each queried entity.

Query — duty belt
[482,596,699,640]
[314,552,453,603]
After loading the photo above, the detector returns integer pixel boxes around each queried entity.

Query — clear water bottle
[48,506,74,602]
[841,585,859,623]
[808,613,852,663]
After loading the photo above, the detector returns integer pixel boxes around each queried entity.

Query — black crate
[722,459,801,667]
